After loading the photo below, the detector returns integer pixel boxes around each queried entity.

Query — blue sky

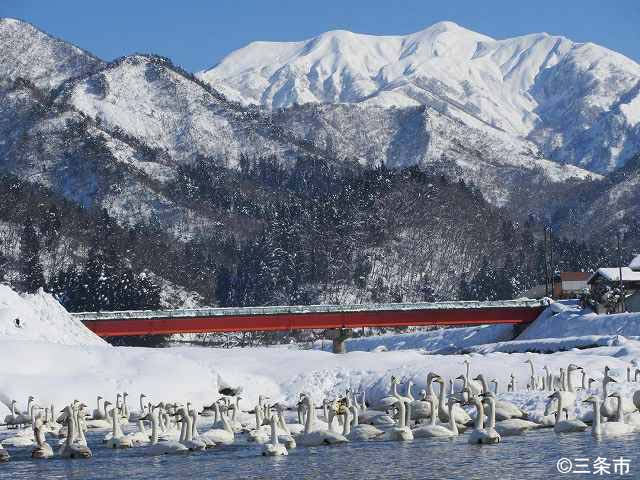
[2,1,639,72]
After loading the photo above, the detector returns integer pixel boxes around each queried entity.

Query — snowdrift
[0,285,106,346]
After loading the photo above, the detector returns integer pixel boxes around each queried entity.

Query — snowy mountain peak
[0,17,104,91]
[198,22,640,173]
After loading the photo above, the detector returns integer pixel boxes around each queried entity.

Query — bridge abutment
[326,328,352,354]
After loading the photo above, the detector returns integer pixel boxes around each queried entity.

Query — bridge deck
[73,300,545,337]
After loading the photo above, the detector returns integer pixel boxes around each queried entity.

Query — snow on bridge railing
[71,299,547,321]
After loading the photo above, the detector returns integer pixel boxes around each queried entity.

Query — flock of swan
[2,358,640,464]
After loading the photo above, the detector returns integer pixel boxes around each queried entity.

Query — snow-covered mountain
[199,21,640,173]
[0,18,104,91]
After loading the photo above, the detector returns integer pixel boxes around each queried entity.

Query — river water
[1,428,638,479]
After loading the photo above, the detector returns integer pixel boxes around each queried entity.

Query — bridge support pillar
[327,328,352,354]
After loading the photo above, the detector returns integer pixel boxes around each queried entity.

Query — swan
[547,392,587,434]
[436,376,472,425]
[189,408,215,448]
[139,410,188,455]
[467,394,500,444]
[247,405,271,444]
[481,393,539,436]
[106,405,133,449]
[347,403,384,441]
[92,396,106,420]
[462,360,482,395]
[413,397,459,438]
[4,400,18,425]
[382,399,413,441]
[31,413,54,459]
[296,396,348,446]
[126,419,151,445]
[507,373,516,392]
[473,374,527,420]
[273,405,297,448]
[178,406,206,451]
[600,368,619,420]
[58,406,92,459]
[128,394,147,422]
[371,376,403,411]
[200,403,235,445]
[583,395,635,437]
[262,416,287,456]
[525,359,537,390]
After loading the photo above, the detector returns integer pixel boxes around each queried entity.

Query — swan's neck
[304,401,313,434]
[255,408,261,429]
[493,381,499,394]
[66,412,75,447]
[567,370,575,393]
[342,410,351,436]
[361,391,367,412]
[473,399,484,430]
[429,400,437,426]
[602,379,609,400]
[139,397,145,413]
[447,403,458,434]
[397,401,406,429]
[581,371,587,390]
[437,382,445,411]
[486,399,496,429]
[592,402,602,434]
[150,413,159,444]
[351,406,359,427]
[615,397,624,423]
[426,377,434,396]
[554,396,564,425]
[477,376,489,394]
[111,408,118,436]
[392,382,401,398]
[270,419,279,445]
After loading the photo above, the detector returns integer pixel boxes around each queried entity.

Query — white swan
[583,395,635,437]
[31,413,54,459]
[296,396,348,446]
[436,377,472,425]
[382,399,414,441]
[474,374,527,420]
[371,376,403,411]
[189,408,215,448]
[413,396,459,438]
[262,416,287,456]
[128,394,147,422]
[92,396,106,420]
[547,392,587,434]
[200,403,235,445]
[479,393,539,436]
[105,405,133,449]
[4,400,18,425]
[467,394,500,444]
[140,410,188,455]
[178,406,206,451]
[58,405,92,459]
[347,403,383,441]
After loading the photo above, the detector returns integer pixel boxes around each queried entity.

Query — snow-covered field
[1,286,640,424]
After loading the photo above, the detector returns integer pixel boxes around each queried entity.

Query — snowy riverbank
[2,286,640,423]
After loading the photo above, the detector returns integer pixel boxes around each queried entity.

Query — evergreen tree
[19,218,45,293]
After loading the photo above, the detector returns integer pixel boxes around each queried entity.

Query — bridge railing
[72,299,546,322]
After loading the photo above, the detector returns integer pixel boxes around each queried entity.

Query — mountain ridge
[199,21,640,173]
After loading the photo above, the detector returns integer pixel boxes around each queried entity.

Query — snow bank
[0,285,106,346]
[519,303,640,340]
[323,324,515,353]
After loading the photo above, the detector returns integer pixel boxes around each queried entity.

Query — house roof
[588,267,640,283]
[560,272,591,282]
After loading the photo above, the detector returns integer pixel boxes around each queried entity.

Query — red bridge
[73,299,545,338]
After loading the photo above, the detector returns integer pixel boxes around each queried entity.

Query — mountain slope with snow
[200,21,640,173]
[0,18,104,91]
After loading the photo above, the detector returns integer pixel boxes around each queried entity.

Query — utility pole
[543,226,549,297]
[548,226,554,299]
[618,230,625,312]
